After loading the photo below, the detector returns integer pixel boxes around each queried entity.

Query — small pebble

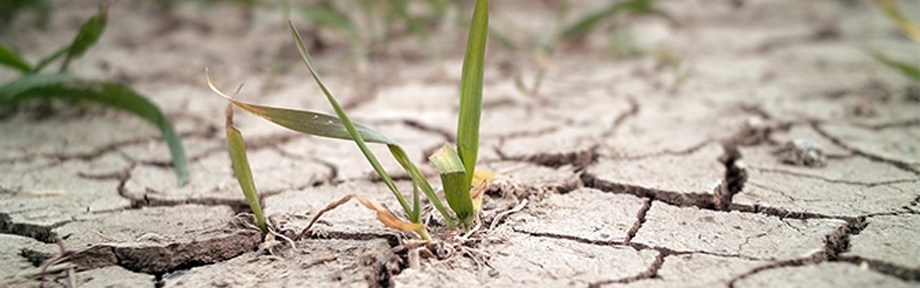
[773,139,826,167]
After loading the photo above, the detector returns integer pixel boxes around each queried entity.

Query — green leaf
[295,3,359,40]
[429,143,474,229]
[290,22,415,221]
[207,69,456,231]
[225,105,267,233]
[389,0,440,60]
[291,18,457,229]
[457,0,488,195]
[0,42,31,73]
[869,52,920,81]
[562,0,666,40]
[0,74,189,185]
[0,73,77,104]
[32,46,68,73]
[60,1,111,72]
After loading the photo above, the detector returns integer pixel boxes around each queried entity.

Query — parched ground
[1,0,919,287]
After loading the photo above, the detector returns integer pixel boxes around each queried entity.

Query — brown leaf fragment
[294,194,423,241]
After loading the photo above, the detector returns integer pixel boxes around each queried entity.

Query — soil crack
[601,96,640,138]
[748,167,920,187]
[588,250,664,288]
[715,141,748,211]
[496,143,598,169]
[624,199,651,244]
[0,213,64,243]
[811,122,920,176]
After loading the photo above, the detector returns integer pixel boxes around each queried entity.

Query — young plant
[294,0,445,64]
[211,0,490,240]
[0,1,189,185]
[561,0,667,41]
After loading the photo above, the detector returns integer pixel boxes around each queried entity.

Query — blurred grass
[0,1,189,185]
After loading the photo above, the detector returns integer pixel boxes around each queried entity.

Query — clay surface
[1,0,919,287]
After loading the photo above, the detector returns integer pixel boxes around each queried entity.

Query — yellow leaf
[472,168,498,186]
[295,194,423,241]
[469,181,488,213]
[352,195,424,232]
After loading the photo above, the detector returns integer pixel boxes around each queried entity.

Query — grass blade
[874,0,920,43]
[0,74,189,185]
[0,73,76,104]
[561,0,666,40]
[207,69,457,230]
[0,43,31,73]
[225,105,267,233]
[389,0,440,60]
[387,145,454,228]
[293,20,458,230]
[32,46,68,74]
[289,25,416,223]
[869,52,920,81]
[207,83,397,144]
[60,1,112,72]
[295,3,360,40]
[429,143,474,229]
[457,0,488,196]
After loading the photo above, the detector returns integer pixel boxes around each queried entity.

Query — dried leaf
[472,169,497,186]
[295,194,425,241]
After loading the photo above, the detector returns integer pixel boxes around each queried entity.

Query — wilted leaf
[294,194,426,240]
[874,0,920,43]
[226,105,267,233]
[469,180,487,213]
[472,168,497,186]
[208,36,458,231]
[471,168,497,212]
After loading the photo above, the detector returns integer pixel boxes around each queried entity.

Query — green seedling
[225,105,267,233]
[561,0,667,41]
[0,1,189,185]
[294,0,445,64]
[210,0,490,240]
[870,0,920,82]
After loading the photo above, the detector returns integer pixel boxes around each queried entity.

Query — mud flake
[843,214,920,272]
[631,201,845,260]
[735,171,918,218]
[393,233,659,287]
[734,262,914,288]
[508,188,645,243]
[25,205,261,275]
[124,149,330,209]
[603,253,768,288]
[0,154,131,228]
[163,239,393,287]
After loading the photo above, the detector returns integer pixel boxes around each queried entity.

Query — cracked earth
[2,0,920,287]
